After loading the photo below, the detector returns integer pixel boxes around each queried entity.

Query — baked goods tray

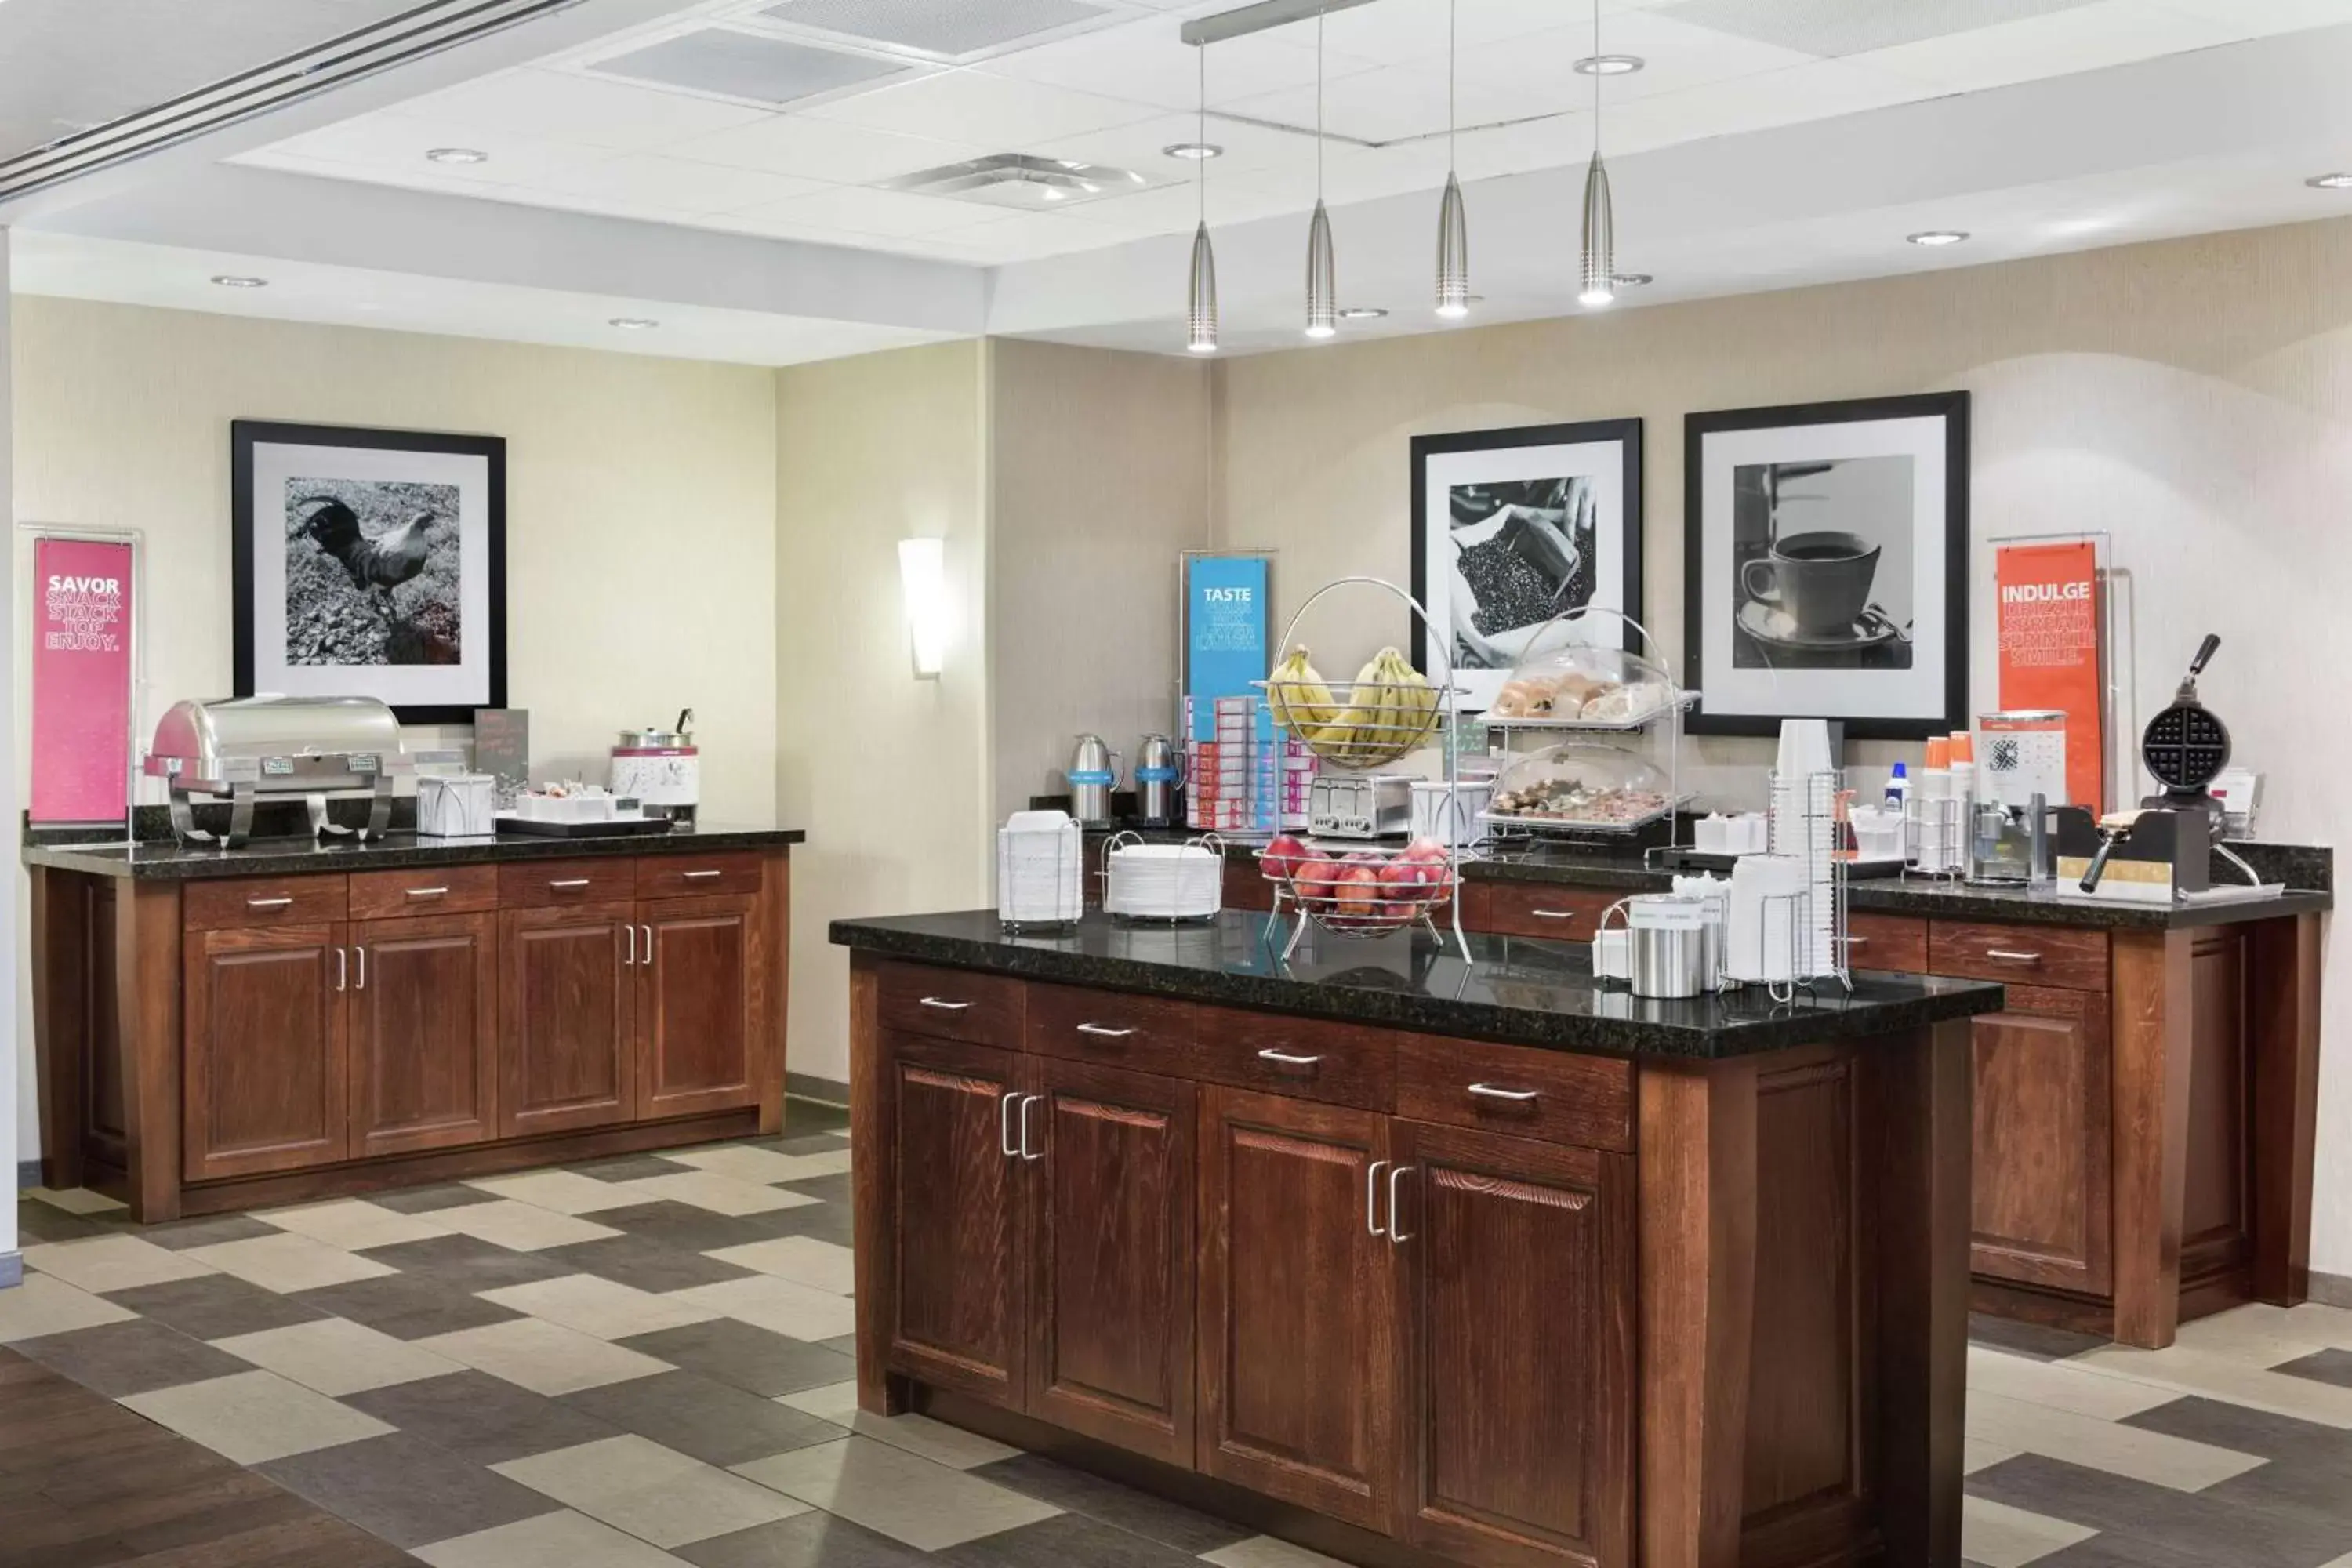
[1481,794,1693,837]
[496,815,680,838]
[1477,692,1699,733]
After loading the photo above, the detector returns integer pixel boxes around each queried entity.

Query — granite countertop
[830,909,2005,1061]
[24,823,806,881]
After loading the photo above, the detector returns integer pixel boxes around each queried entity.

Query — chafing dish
[144,695,410,848]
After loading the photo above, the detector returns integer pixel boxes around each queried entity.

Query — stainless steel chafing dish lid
[144,695,410,795]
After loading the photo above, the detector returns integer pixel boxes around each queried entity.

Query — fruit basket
[1265,645,1442,771]
[1483,741,1686,837]
[1255,836,1457,939]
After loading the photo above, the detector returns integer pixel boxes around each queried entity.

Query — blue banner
[1184,554,1271,740]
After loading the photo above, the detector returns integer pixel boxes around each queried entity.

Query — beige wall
[1214,214,2352,1274]
[776,340,991,1086]
[989,339,1210,819]
[9,296,782,1152]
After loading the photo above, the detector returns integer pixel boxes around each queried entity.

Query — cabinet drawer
[1192,1009,1394,1112]
[349,863,500,920]
[639,850,764,901]
[1395,1034,1634,1152]
[1472,881,1624,942]
[183,875,347,931]
[1026,982,1196,1063]
[1929,920,2108,992]
[499,858,638,909]
[1847,912,1927,974]
[876,962,1025,1050]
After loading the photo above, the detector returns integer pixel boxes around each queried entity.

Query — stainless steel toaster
[1308,774,1414,840]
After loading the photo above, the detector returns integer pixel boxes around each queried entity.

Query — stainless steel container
[145,695,411,848]
[1628,925,1710,999]
[1067,734,1121,829]
[1134,734,1181,829]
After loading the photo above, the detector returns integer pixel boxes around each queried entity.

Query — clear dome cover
[1486,634,1675,724]
[1486,741,1680,833]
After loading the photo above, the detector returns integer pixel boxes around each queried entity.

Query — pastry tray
[1477,692,1699,733]
[496,814,680,839]
[1481,794,1691,837]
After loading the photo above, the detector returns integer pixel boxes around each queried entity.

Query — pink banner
[31,537,134,824]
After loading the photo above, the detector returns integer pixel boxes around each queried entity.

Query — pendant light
[1577,0,1615,309]
[1186,42,1218,354]
[1304,4,1336,339]
[1434,0,1468,319]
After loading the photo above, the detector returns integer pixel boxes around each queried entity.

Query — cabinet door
[350,913,499,1158]
[882,1033,1028,1406]
[1198,1084,1394,1530]
[1027,1057,1196,1465]
[1390,1120,1635,1568]
[1971,985,2113,1294]
[499,903,637,1138]
[638,894,762,1120]
[183,924,348,1181]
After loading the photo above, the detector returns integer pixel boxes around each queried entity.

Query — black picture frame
[232,419,507,726]
[1682,391,1969,739]
[1410,418,1644,709]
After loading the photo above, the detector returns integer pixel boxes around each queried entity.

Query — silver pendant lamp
[1304,4,1336,339]
[1435,0,1468,319]
[1577,0,1615,309]
[1186,42,1218,354]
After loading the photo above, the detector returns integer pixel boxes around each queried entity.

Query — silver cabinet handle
[1846,936,1869,946]
[1257,1048,1322,1069]
[1388,1165,1415,1244]
[624,924,636,966]
[354,946,366,990]
[1468,1082,1540,1102]
[247,896,293,909]
[641,925,654,963]
[335,946,347,993]
[1000,1090,1021,1158]
[1075,1023,1137,1039]
[405,886,448,899]
[1018,1095,1044,1160]
[1985,949,2044,964]
[549,877,591,889]
[920,997,972,1011]
[682,869,724,880]
[1366,1160,1390,1237]
[1530,909,1579,921]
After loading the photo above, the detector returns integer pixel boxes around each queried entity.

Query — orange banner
[1994,541,2103,809]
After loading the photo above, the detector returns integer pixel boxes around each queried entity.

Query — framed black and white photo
[1410,419,1642,711]
[1683,393,1968,738]
[232,419,506,726]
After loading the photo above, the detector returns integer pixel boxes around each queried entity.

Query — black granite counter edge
[24,827,807,881]
[830,918,2005,1062]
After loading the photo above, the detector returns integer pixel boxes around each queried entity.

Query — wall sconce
[898,537,946,678]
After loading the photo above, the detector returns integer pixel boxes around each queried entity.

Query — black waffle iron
[2140,633,2230,826]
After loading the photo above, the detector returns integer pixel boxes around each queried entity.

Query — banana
[1268,645,1338,736]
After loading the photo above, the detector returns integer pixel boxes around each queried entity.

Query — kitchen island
[833,909,2006,1568]
[27,822,804,1221]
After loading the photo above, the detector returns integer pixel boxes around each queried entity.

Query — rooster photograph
[283,477,463,666]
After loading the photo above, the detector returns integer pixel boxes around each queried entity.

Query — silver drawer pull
[1076,1023,1138,1039]
[1468,1082,1540,1103]
[1367,1160,1390,1237]
[682,869,724,880]
[1018,1094,1044,1160]
[1529,909,1579,921]
[1984,949,2044,964]
[625,924,636,967]
[919,997,972,1011]
[1846,936,1869,946]
[246,896,293,909]
[1000,1091,1022,1158]
[548,877,592,890]
[405,886,449,898]
[1388,1164,1416,1243]
[354,945,367,990]
[335,947,347,992]
[1257,1048,1323,1069]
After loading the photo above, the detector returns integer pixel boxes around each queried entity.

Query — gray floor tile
[777,1174,851,1208]
[2126,1396,2352,1465]
[541,1235,760,1294]
[344,1370,625,1465]
[1967,1453,2352,1566]
[364,1233,580,1292]
[747,1133,866,1158]
[293,1273,526,1341]
[564,1153,695,1184]
[136,1214,285,1252]
[819,1334,859,1359]
[589,1201,811,1256]
[561,1369,845,1467]
[779,1100,850,1136]
[260,1430,561,1548]
[108,1274,330,1341]
[615,1319,856,1399]
[1969,1313,2111,1363]
[676,1509,929,1568]
[15,1196,111,1243]
[936,1512,1207,1567]
[16,1317,254,1397]
[970,1454,1255,1555]
[367,1182,506,1215]
[2275,1348,2352,1392]
[2021,1537,2231,1568]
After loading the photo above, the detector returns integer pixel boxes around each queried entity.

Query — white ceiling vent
[760,0,1111,59]
[589,28,907,104]
[1657,0,2103,58]
[884,153,1155,209]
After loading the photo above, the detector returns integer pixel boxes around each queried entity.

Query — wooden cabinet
[350,913,499,1158]
[183,924,349,1181]
[1198,1085,1396,1531]
[1390,1119,1635,1568]
[638,894,763,1120]
[1970,984,2112,1294]
[1471,882,1623,942]
[499,902,638,1138]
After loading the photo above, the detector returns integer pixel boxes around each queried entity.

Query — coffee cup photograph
[1727,453,1915,670]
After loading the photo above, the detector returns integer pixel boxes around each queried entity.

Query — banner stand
[1989,529,2120,813]
[25,526,142,831]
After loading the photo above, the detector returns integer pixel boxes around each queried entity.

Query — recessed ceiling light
[1163,142,1224,161]
[209,274,267,289]
[1573,54,1644,75]
[2306,172,2352,189]
[1613,273,1653,288]
[1338,307,1388,320]
[426,147,488,165]
[608,317,659,330]
[1907,230,1969,247]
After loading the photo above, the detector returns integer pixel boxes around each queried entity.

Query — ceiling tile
[1600,59,1927,158]
[1480,9,1826,103]
[539,152,829,212]
[401,67,773,151]
[662,114,983,183]
[1268,0,1588,67]
[797,67,1162,143]
[978,15,1381,109]
[2151,0,2352,34]
[587,27,911,105]
[735,182,986,235]
[248,112,610,186]
[1025,111,1323,179]
[931,209,1129,260]
[1855,0,2240,92]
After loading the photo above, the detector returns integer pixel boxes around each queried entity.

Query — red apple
[1403,837,1450,864]
[1334,863,1382,920]
[1294,855,1342,908]
[1261,833,1308,880]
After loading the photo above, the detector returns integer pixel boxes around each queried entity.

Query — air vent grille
[1656,0,2103,58]
[760,0,1109,58]
[590,28,906,104]
[885,152,1155,209]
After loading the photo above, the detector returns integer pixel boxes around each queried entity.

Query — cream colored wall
[1214,213,2352,1275]
[775,339,991,1087]
[989,339,1210,820]
[9,296,781,1152]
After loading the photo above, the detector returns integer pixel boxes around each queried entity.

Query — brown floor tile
[260,1432,559,1548]
[560,1369,844,1466]
[342,1370,623,1466]
[106,1277,328,1342]
[16,1320,252,1399]
[539,1234,759,1294]
[289,1274,523,1342]
[615,1319,855,1399]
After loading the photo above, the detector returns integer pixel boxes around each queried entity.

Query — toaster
[1309,774,1414,840]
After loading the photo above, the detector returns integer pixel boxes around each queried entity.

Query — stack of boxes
[1185,695,1313,835]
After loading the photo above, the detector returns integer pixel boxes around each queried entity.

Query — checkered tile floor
[9,1098,2352,1568]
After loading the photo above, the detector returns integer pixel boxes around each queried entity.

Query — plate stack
[998,811,1082,929]
[1105,843,1223,921]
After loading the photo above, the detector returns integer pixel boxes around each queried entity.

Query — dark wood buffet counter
[833,910,2006,1568]
[25,826,804,1221]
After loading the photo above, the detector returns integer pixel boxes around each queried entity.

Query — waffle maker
[2140,633,2230,826]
